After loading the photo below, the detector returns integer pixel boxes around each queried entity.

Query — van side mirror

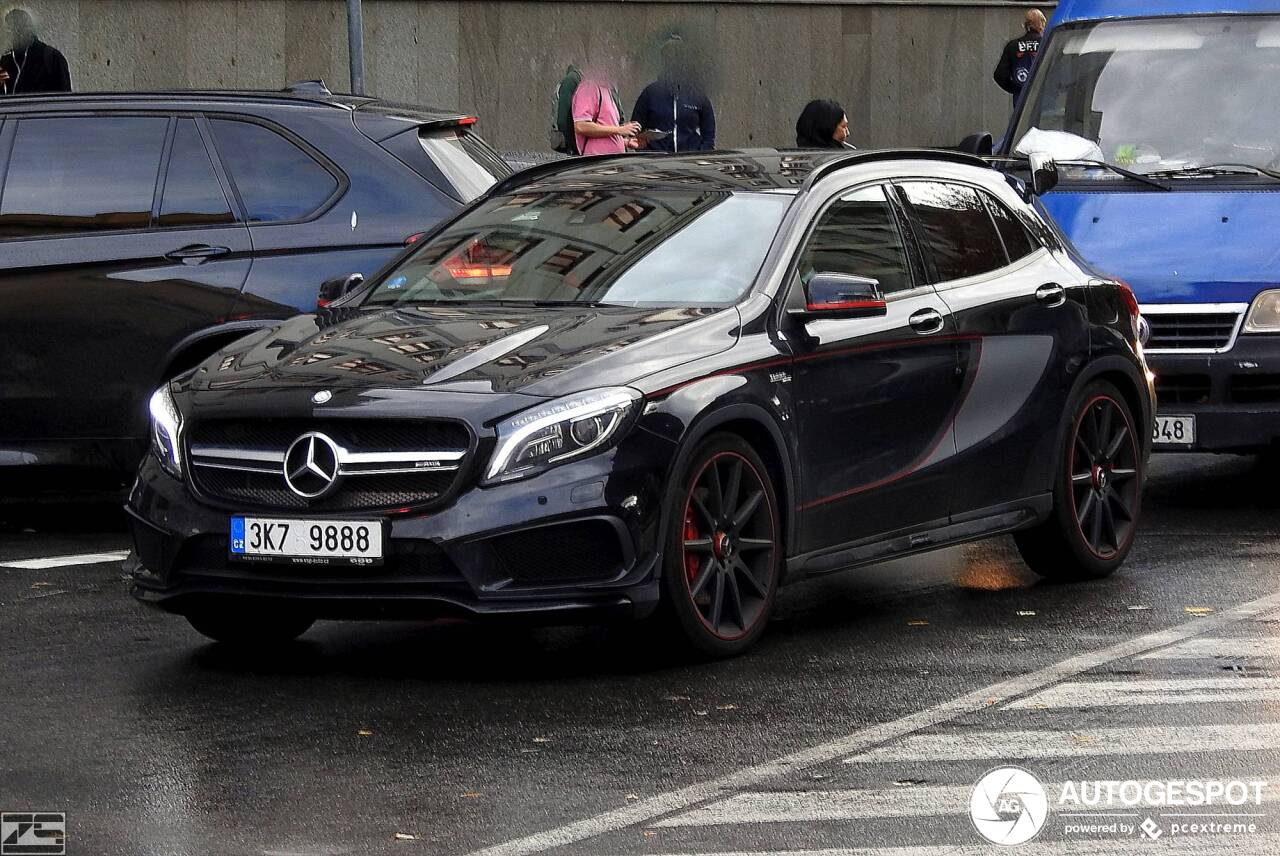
[317,273,365,308]
[957,132,993,156]
[1029,152,1060,196]
[791,273,887,322]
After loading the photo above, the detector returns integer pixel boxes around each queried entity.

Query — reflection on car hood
[190,303,735,397]
[1041,189,1280,303]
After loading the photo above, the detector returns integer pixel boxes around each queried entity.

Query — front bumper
[1149,335,1280,452]
[127,437,675,622]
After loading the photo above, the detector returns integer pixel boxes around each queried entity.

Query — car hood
[1040,188,1280,304]
[190,303,737,397]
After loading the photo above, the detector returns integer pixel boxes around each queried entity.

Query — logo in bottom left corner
[970,766,1049,846]
[1,812,65,855]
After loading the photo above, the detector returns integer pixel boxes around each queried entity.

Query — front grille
[1231,374,1280,404]
[1155,374,1211,406]
[490,521,624,584]
[1145,312,1240,351]
[187,418,470,513]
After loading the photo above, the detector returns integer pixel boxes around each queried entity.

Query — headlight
[148,385,184,478]
[484,387,641,484]
[1244,289,1280,333]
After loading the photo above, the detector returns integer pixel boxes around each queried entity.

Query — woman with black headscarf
[795,100,852,149]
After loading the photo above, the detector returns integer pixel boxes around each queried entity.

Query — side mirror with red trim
[792,273,887,321]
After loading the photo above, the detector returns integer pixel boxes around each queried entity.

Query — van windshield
[1012,15,1280,177]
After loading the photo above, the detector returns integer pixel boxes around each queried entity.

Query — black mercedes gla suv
[128,150,1154,656]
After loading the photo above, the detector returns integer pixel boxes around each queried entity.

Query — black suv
[129,150,1154,656]
[0,86,509,495]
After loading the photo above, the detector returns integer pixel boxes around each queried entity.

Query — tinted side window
[0,116,166,238]
[984,194,1038,263]
[898,182,1006,283]
[210,119,338,222]
[159,119,235,228]
[798,185,915,294]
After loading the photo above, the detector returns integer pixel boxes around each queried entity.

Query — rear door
[895,179,1089,516]
[0,114,250,461]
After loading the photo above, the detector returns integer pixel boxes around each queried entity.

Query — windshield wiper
[1144,163,1280,181]
[1053,160,1172,191]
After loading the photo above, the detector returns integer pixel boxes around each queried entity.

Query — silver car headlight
[148,385,184,478]
[484,387,642,484]
[1244,289,1280,333]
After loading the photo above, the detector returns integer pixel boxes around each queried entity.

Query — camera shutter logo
[970,766,1049,845]
[1,812,65,855]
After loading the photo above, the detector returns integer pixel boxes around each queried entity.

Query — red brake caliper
[683,506,701,582]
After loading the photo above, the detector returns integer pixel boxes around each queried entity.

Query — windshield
[1012,15,1280,176]
[364,189,792,308]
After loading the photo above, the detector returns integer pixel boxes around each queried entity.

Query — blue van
[1002,1,1280,454]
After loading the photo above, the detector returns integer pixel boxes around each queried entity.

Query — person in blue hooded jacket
[632,35,716,153]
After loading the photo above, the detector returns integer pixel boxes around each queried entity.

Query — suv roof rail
[283,79,332,95]
[802,148,993,190]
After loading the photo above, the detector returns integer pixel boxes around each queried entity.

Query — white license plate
[230,517,384,565]
[1152,414,1196,446]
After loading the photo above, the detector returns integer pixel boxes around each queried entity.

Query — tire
[1014,380,1143,581]
[185,605,315,646]
[656,433,783,657]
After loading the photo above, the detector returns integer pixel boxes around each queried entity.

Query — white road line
[1139,637,1280,660]
[1005,677,1280,709]
[0,550,129,570]
[1256,612,1280,623]
[464,590,1280,856]
[653,781,1280,827]
[632,834,1280,856]
[844,724,1280,763]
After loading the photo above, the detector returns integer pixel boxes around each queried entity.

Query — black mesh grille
[190,419,469,452]
[174,534,461,582]
[187,418,470,512]
[1146,314,1238,350]
[1231,374,1280,404]
[490,521,624,584]
[1155,374,1212,406]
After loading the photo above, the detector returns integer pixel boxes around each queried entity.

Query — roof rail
[284,79,332,95]
[802,148,992,191]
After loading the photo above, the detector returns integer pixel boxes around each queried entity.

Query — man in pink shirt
[572,80,640,155]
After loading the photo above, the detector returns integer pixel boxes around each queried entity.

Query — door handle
[165,244,231,265]
[909,307,945,335]
[1035,282,1067,307]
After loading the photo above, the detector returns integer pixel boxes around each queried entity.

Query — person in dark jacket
[1,8,71,94]
[795,100,851,149]
[632,35,716,153]
[993,9,1045,104]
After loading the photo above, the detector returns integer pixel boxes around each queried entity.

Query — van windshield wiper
[1144,163,1280,181]
[1052,160,1172,191]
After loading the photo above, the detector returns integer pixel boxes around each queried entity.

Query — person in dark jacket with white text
[993,9,1045,105]
[631,35,716,153]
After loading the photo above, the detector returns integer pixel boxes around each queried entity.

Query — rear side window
[798,185,915,294]
[418,129,508,202]
[210,118,338,222]
[898,181,1006,283]
[159,119,234,228]
[983,194,1038,263]
[0,116,166,238]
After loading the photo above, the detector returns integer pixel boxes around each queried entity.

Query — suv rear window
[210,119,339,222]
[418,129,509,202]
[0,116,166,237]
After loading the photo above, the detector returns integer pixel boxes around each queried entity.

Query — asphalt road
[1,454,1278,856]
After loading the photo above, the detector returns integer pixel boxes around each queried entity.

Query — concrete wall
[5,1,1051,149]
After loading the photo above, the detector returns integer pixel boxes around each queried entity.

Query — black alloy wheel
[660,433,781,656]
[1015,380,1143,580]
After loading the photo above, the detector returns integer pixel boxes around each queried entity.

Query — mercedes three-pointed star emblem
[283,431,342,499]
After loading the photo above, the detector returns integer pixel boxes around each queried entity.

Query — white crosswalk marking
[1005,677,1280,709]
[1140,638,1280,659]
[0,550,129,569]
[653,780,1280,827]
[843,724,1280,763]
[634,835,1280,856]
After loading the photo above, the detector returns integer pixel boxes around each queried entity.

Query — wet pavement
[1,454,1278,855]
